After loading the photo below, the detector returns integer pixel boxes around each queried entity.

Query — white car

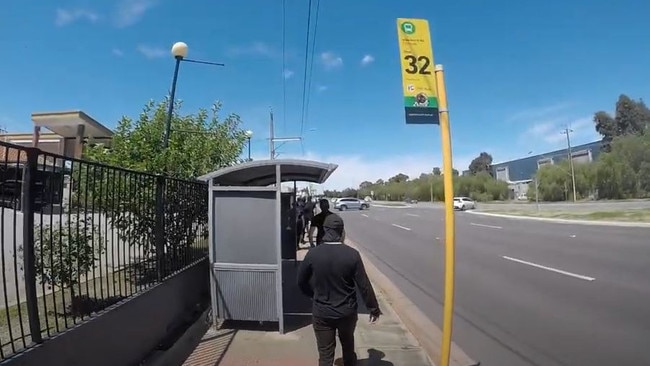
[453,197,476,211]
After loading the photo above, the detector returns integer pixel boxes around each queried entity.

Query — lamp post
[163,42,189,149]
[245,130,253,161]
[162,41,225,149]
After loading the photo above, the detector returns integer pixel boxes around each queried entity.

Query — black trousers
[313,314,358,366]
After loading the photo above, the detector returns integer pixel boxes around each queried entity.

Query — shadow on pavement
[180,328,236,366]
[335,349,394,366]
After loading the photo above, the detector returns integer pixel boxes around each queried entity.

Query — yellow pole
[435,64,456,366]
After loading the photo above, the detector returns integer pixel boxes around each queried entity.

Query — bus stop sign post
[396,18,456,366]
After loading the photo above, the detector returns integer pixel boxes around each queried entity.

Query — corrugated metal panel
[214,269,278,321]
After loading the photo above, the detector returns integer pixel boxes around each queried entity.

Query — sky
[2,0,650,190]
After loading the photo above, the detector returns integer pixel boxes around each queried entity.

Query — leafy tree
[432,167,441,176]
[341,188,359,197]
[32,215,103,301]
[468,152,494,176]
[358,181,373,190]
[594,94,650,151]
[388,173,409,184]
[79,99,247,275]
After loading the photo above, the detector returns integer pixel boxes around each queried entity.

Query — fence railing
[0,141,208,360]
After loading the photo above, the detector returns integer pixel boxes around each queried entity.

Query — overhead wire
[303,0,320,136]
[281,0,287,132]
[298,0,314,137]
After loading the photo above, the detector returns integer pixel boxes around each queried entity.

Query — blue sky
[2,0,649,189]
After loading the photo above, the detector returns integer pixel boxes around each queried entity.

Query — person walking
[297,212,382,366]
[308,199,334,247]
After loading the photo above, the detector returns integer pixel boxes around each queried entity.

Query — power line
[298,0,313,137]
[303,0,320,136]
[281,0,287,132]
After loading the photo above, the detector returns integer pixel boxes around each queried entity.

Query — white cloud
[55,8,99,27]
[136,45,166,59]
[114,0,157,28]
[360,54,375,66]
[283,69,294,79]
[228,42,281,59]
[522,115,598,148]
[112,48,124,57]
[507,102,574,123]
[317,85,328,92]
[320,52,343,70]
[251,151,475,190]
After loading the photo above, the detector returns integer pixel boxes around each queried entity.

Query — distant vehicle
[404,198,418,204]
[335,197,369,211]
[453,197,476,211]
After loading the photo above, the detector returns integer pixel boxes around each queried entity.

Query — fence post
[21,147,43,344]
[154,175,166,281]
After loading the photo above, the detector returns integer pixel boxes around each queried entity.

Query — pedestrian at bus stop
[297,212,382,366]
[308,199,333,247]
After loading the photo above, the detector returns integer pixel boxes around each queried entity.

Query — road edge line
[467,210,650,228]
[346,238,480,366]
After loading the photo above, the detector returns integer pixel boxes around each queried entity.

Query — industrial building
[486,141,602,199]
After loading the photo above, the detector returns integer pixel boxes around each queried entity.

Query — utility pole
[268,107,302,159]
[269,108,275,159]
[562,127,577,202]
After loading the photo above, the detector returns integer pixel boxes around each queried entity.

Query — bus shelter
[198,159,338,334]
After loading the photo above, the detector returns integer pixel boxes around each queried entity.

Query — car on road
[335,197,370,211]
[453,197,476,211]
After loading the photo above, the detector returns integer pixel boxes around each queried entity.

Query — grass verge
[481,208,650,222]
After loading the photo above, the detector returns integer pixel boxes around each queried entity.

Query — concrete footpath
[179,248,433,366]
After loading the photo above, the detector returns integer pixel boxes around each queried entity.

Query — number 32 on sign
[397,18,439,124]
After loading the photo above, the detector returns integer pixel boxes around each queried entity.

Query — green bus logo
[401,22,415,35]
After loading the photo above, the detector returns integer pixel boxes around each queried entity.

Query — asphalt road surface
[340,205,650,366]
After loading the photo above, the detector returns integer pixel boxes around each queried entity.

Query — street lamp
[163,42,189,149]
[162,42,225,149]
[245,130,253,161]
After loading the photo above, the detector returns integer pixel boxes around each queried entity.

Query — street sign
[396,18,439,124]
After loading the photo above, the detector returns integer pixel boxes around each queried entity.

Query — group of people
[296,197,383,366]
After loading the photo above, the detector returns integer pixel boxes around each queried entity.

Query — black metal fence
[0,141,208,360]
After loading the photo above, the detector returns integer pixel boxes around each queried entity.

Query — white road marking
[406,213,419,217]
[470,222,502,229]
[361,214,369,218]
[392,224,412,231]
[502,256,596,282]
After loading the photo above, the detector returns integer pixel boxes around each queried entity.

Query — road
[340,205,650,366]
[374,199,650,212]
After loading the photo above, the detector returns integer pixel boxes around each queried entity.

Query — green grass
[0,268,137,358]
[0,238,209,359]
[483,208,650,222]
[374,202,408,207]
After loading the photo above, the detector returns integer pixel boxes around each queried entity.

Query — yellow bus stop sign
[396,18,439,124]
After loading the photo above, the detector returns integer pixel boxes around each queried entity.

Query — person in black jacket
[297,212,382,366]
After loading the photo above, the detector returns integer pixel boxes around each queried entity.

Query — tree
[31,215,103,302]
[358,181,373,190]
[432,167,441,176]
[388,173,409,184]
[81,99,248,274]
[594,94,650,151]
[468,152,493,176]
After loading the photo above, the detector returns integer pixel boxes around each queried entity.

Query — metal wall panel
[213,190,277,265]
[214,268,278,321]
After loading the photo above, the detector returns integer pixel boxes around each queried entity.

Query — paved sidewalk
[181,249,432,366]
